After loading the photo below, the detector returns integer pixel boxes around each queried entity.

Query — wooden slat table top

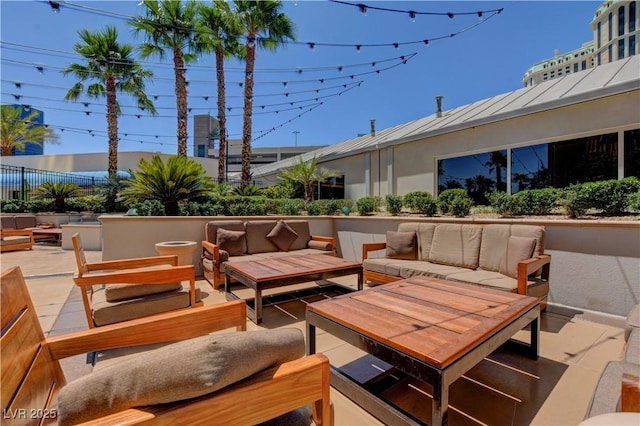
[307,276,539,369]
[224,254,361,282]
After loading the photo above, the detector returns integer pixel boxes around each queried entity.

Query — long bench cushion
[245,220,279,254]
[428,224,483,269]
[585,361,640,418]
[398,262,470,280]
[0,235,31,246]
[397,222,436,261]
[205,220,245,244]
[91,287,200,327]
[363,258,419,277]
[479,224,545,272]
[104,282,183,303]
[445,270,549,298]
[285,220,312,250]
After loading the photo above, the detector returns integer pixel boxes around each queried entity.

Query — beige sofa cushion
[14,214,38,229]
[585,361,640,419]
[0,235,31,246]
[398,222,436,261]
[445,270,548,298]
[499,236,537,278]
[479,224,544,272]
[205,220,245,244]
[363,258,417,277]
[0,215,17,230]
[245,221,279,254]
[399,262,471,280]
[385,231,417,260]
[285,220,312,251]
[57,329,305,425]
[428,224,482,269]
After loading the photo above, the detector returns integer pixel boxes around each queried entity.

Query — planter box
[61,222,102,251]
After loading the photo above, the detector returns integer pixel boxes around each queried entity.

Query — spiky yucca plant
[34,182,80,213]
[120,155,214,215]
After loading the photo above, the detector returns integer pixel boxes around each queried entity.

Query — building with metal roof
[243,55,640,201]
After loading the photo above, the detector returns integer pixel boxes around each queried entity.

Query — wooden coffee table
[225,254,363,323]
[306,275,540,426]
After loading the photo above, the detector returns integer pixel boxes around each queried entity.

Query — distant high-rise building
[4,105,45,155]
[523,0,638,87]
[193,114,219,158]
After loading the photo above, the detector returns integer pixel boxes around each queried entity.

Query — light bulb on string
[358,4,367,16]
[409,11,416,22]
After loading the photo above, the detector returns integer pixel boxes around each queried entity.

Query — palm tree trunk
[241,38,256,185]
[216,46,227,183]
[1,146,12,156]
[106,76,118,178]
[173,47,188,157]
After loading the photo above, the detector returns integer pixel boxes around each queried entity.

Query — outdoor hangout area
[1,214,639,425]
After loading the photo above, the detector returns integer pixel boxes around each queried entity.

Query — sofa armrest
[202,240,220,261]
[85,255,179,272]
[622,373,640,412]
[0,228,34,240]
[362,242,387,261]
[516,254,551,295]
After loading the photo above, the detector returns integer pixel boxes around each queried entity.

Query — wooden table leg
[255,287,263,324]
[357,269,363,291]
[307,321,316,355]
[432,377,449,426]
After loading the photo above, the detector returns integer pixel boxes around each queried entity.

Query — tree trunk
[106,76,119,178]
[241,37,256,186]
[1,146,12,156]
[216,46,227,183]
[173,47,188,157]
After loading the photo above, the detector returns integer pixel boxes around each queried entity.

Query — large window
[438,150,506,205]
[511,144,550,192]
[619,39,626,59]
[625,129,640,177]
[631,2,636,32]
[609,12,613,41]
[631,35,636,55]
[619,6,626,36]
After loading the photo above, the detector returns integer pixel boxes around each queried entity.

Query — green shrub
[385,195,404,215]
[487,192,521,217]
[628,191,640,212]
[306,201,323,216]
[562,184,590,218]
[232,185,263,197]
[228,198,265,216]
[372,196,384,212]
[277,199,304,215]
[1,199,26,213]
[134,199,165,216]
[24,200,52,213]
[404,191,436,216]
[438,189,472,216]
[513,188,559,215]
[262,182,295,199]
[324,199,342,215]
[356,196,376,215]
[341,199,354,211]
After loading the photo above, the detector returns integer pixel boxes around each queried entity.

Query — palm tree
[485,151,508,192]
[120,155,214,215]
[195,0,242,182]
[234,0,295,185]
[63,26,156,177]
[35,182,80,213]
[130,0,198,158]
[278,156,340,202]
[1,105,59,156]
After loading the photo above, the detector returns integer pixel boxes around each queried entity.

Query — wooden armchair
[0,228,34,252]
[72,233,203,328]
[1,266,332,425]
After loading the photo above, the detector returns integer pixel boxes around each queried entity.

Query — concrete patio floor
[0,244,628,425]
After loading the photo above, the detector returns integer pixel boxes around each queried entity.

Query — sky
[0,0,600,157]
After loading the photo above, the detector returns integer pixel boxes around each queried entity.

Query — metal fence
[0,165,108,201]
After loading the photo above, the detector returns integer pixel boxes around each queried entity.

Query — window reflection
[511,144,549,192]
[438,150,506,205]
[625,129,640,177]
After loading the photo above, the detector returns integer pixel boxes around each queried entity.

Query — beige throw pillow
[267,220,299,252]
[385,231,417,260]
[57,329,305,425]
[499,236,537,278]
[216,228,246,256]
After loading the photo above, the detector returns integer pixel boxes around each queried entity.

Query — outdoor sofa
[0,213,62,244]
[201,219,335,288]
[0,228,34,252]
[362,222,551,307]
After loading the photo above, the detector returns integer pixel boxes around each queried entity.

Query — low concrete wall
[98,215,640,320]
[61,223,102,250]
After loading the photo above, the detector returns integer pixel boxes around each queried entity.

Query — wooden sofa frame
[362,241,551,306]
[0,228,34,252]
[1,266,332,425]
[203,235,336,289]
[72,233,204,328]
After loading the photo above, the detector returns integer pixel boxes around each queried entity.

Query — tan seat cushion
[267,220,299,252]
[57,329,305,425]
[204,220,245,243]
[0,235,31,246]
[363,258,417,277]
[14,215,38,229]
[399,262,471,281]
[428,224,482,269]
[445,270,548,298]
[91,288,200,327]
[499,236,537,278]
[479,224,544,272]
[398,222,436,261]
[217,228,247,256]
[105,282,183,302]
[385,231,417,260]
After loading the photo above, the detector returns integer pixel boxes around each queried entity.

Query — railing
[0,165,108,201]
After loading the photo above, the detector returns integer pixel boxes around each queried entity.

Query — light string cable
[328,0,503,20]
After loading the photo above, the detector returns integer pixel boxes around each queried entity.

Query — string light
[48,1,60,13]
[328,1,502,19]
[409,11,416,23]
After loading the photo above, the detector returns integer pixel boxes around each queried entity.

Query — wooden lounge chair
[71,233,203,328]
[0,228,34,252]
[1,266,332,425]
